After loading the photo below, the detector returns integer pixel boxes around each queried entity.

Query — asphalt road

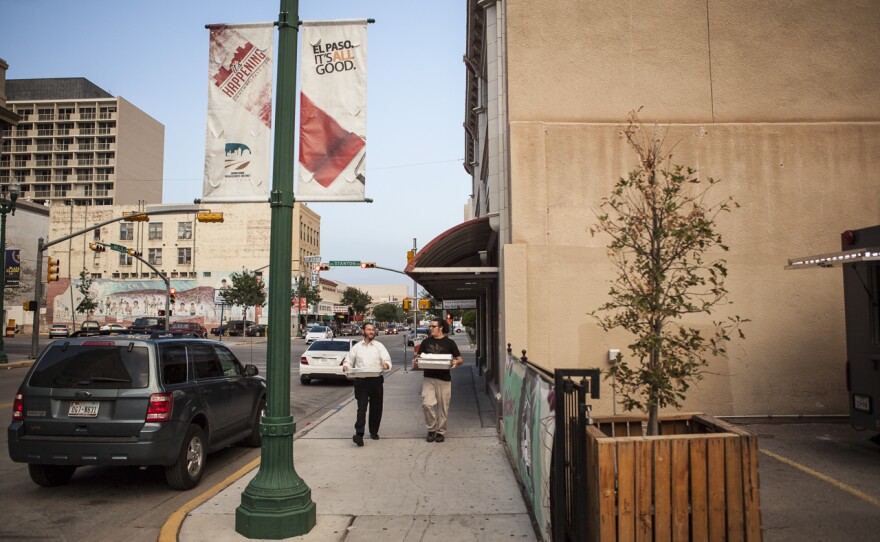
[0,332,410,541]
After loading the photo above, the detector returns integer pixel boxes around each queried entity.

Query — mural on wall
[46,275,254,326]
[502,353,555,541]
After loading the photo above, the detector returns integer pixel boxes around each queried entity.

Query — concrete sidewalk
[176,336,538,541]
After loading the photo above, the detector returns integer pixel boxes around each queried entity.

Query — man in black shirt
[418,317,463,443]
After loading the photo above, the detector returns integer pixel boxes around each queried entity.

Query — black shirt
[418,336,461,381]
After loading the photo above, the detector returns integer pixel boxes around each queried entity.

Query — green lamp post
[0,177,20,364]
[235,0,316,538]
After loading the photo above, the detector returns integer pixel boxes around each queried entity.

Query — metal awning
[785,247,880,270]
[404,216,497,300]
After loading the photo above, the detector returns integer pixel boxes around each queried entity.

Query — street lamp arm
[42,209,205,251]
[374,265,408,276]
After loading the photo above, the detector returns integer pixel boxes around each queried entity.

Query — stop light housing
[402,298,411,311]
[418,298,432,310]
[122,211,149,222]
[318,264,330,271]
[406,250,415,263]
[197,212,224,223]
[126,248,142,257]
[23,300,37,311]
[88,242,105,252]
[46,257,60,282]
[360,262,376,268]
[169,288,177,304]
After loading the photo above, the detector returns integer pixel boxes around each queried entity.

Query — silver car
[304,325,333,343]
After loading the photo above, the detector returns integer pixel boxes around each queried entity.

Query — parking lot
[734,419,880,541]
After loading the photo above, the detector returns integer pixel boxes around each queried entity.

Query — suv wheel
[243,399,265,447]
[165,424,206,490]
[28,464,77,487]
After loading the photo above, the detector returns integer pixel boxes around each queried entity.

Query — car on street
[339,324,356,336]
[299,338,358,384]
[211,320,256,337]
[100,323,129,333]
[7,335,266,490]
[305,325,333,343]
[245,324,267,337]
[385,324,399,335]
[80,321,101,335]
[48,324,71,338]
[407,327,428,347]
[169,321,208,338]
[129,317,167,334]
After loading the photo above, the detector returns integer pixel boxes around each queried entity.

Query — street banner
[203,23,274,202]
[296,20,368,202]
[4,249,20,287]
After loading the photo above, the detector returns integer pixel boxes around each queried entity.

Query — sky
[0,0,471,292]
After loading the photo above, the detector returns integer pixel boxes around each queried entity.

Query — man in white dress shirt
[343,323,392,446]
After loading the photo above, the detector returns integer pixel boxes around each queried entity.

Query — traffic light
[122,211,149,222]
[169,288,177,304]
[406,250,415,263]
[23,300,36,311]
[46,257,60,282]
[402,298,411,311]
[318,264,330,271]
[360,262,376,268]
[88,242,105,252]
[197,212,224,223]
[126,248,142,257]
[418,298,432,310]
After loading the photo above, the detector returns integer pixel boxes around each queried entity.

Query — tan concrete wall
[506,120,879,416]
[115,97,163,204]
[506,0,880,123]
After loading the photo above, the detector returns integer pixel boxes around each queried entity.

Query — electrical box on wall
[608,349,620,362]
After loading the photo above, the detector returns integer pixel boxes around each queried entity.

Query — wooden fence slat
[654,439,672,542]
[741,435,763,542]
[617,441,636,541]
[725,437,745,542]
[598,442,618,542]
[690,439,709,541]
[671,439,690,541]
[635,440,653,542]
[587,426,598,542]
[707,438,726,541]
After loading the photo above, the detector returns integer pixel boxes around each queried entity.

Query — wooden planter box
[585,413,762,542]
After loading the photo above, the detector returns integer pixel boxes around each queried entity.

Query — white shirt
[344,339,392,371]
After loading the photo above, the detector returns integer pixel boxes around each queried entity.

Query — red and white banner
[296,20,368,202]
[203,23,273,202]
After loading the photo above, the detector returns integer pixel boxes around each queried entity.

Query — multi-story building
[0,77,163,206]
[44,202,319,327]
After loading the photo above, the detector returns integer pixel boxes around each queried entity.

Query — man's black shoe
[370,433,380,440]
[435,434,445,443]
[426,432,436,442]
[353,434,364,447]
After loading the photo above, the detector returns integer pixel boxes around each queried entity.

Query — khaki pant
[421,377,452,435]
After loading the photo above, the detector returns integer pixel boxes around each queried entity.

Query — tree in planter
[341,287,372,318]
[221,270,266,322]
[591,110,747,435]
[75,269,99,317]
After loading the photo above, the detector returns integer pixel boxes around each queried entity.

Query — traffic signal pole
[235,0,316,538]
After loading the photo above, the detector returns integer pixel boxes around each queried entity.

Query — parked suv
[169,321,208,338]
[7,335,265,490]
[211,320,256,337]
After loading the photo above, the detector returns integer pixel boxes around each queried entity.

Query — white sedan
[304,325,333,343]
[100,323,129,332]
[299,338,358,384]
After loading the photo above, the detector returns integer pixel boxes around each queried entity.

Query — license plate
[314,357,338,366]
[68,401,100,417]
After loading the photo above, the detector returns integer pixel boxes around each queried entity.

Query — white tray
[414,357,452,370]
[347,367,383,378]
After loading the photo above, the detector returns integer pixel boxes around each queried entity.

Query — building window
[178,247,192,265]
[148,248,162,265]
[119,253,132,266]
[90,273,102,279]
[203,271,212,277]
[93,228,101,240]
[148,222,163,240]
[120,222,133,241]
[178,221,193,239]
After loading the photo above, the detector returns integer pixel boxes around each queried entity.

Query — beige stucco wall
[115,97,164,204]
[495,1,880,416]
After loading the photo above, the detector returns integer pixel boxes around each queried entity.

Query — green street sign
[328,260,361,266]
[109,243,127,253]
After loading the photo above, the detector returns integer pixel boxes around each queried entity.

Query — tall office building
[0,77,163,206]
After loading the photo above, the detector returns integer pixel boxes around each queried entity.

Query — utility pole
[235,0,316,538]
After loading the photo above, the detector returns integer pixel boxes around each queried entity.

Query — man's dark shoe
[426,432,436,442]
[370,433,380,440]
[434,434,445,443]
[353,434,364,447]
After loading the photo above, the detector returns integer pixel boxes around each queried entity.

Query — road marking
[760,448,880,509]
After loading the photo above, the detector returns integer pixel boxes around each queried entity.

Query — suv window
[160,343,189,385]
[29,344,150,389]
[214,345,243,376]
[192,344,223,379]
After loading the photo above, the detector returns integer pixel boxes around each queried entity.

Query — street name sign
[304,255,322,263]
[109,243,127,253]
[328,260,360,266]
[439,299,477,309]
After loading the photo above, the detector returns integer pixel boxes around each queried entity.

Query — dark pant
[354,375,384,436]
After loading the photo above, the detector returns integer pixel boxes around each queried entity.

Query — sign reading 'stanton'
[296,20,368,202]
